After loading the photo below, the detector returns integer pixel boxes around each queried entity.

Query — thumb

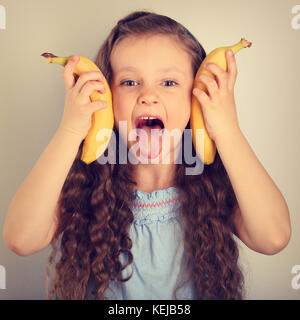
[63,55,80,90]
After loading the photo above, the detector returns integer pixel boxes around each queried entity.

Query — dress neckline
[129,186,182,224]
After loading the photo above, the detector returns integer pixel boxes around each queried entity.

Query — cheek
[112,94,131,119]
[172,92,192,123]
[111,87,134,136]
[112,102,135,139]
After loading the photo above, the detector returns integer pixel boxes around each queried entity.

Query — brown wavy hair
[46,10,245,300]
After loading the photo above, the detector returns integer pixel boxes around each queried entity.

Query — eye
[121,80,136,87]
[120,79,178,87]
[163,80,178,87]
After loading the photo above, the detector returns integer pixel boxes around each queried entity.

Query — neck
[133,163,177,194]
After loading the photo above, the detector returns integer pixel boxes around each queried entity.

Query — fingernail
[72,55,79,62]
[227,49,233,56]
[203,63,208,68]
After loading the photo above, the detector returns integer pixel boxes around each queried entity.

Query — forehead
[110,34,192,73]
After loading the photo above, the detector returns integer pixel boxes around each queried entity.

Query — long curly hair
[46,10,245,300]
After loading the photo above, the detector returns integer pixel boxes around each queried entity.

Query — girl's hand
[58,55,108,141]
[192,50,240,143]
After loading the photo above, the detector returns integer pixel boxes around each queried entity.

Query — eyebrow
[115,66,186,76]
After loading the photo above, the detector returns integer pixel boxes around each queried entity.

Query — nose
[137,90,159,106]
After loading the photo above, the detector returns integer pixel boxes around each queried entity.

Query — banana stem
[41,53,71,67]
[229,38,252,54]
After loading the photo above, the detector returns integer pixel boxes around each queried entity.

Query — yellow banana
[41,53,114,165]
[191,38,252,164]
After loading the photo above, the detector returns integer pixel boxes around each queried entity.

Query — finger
[62,55,80,90]
[204,62,228,90]
[193,87,210,109]
[73,71,105,94]
[78,80,106,103]
[89,100,108,113]
[226,50,238,90]
[197,74,218,99]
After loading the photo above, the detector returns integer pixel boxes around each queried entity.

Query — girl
[3,10,291,300]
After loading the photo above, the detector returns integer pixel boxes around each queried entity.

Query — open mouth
[134,117,165,159]
[135,117,165,131]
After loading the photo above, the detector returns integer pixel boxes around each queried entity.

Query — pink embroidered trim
[130,196,180,209]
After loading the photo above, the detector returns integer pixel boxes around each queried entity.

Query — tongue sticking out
[136,124,164,160]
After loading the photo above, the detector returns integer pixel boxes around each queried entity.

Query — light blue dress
[86,186,195,300]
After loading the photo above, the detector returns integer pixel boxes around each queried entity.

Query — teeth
[136,116,165,130]
[139,116,157,120]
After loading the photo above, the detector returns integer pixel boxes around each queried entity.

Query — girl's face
[110,34,194,162]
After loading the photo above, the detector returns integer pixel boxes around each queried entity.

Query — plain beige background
[0,0,299,299]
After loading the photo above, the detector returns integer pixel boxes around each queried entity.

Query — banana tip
[41,52,57,63]
[241,38,252,48]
